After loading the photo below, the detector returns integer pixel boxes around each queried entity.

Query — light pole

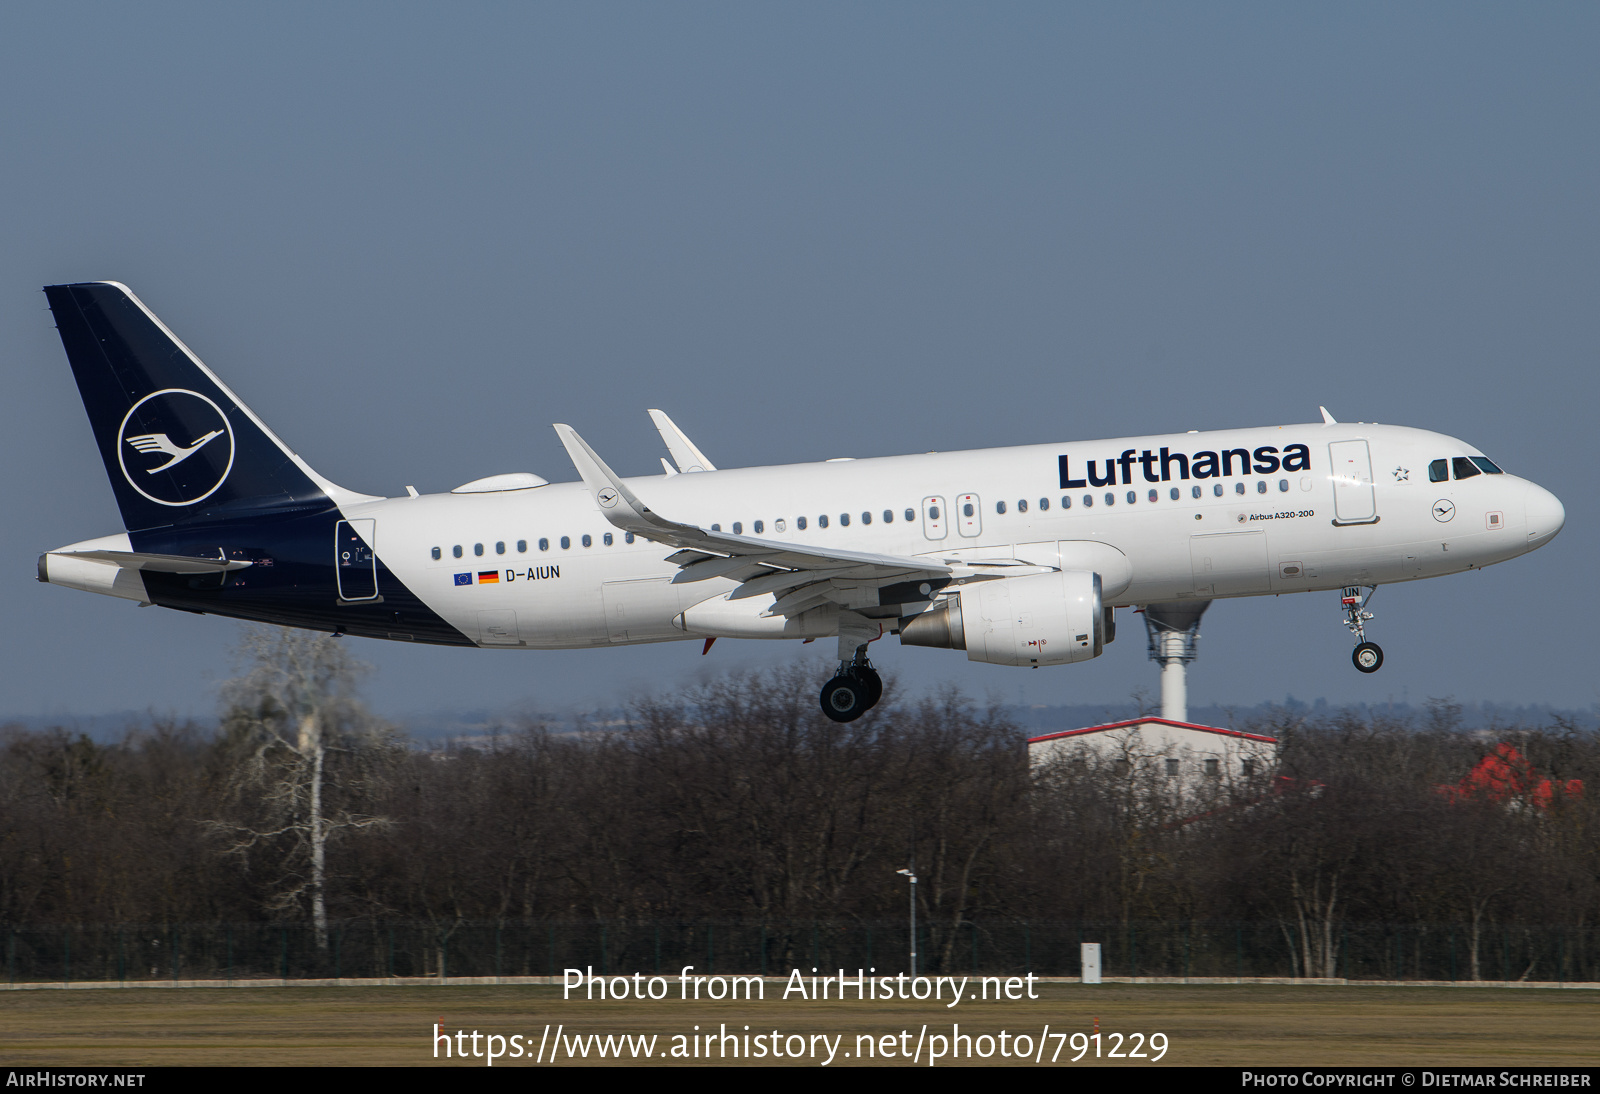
[896,868,918,977]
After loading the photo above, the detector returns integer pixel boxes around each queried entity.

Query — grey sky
[3,4,1596,724]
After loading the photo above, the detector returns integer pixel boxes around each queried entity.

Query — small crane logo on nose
[1432,500,1456,522]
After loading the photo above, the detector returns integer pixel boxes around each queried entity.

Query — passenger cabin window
[1149,489,1158,502]
[1169,488,1179,501]
[798,516,808,530]
[861,512,871,524]
[431,547,441,560]
[496,541,505,554]
[996,501,1007,514]
[1083,495,1092,507]
[1429,459,1449,482]
[453,545,463,558]
[1126,491,1135,504]
[560,536,571,549]
[927,506,939,521]
[1017,499,1027,513]
[1256,481,1267,494]
[581,534,592,547]
[839,513,850,526]
[1192,486,1202,499]
[1104,493,1114,506]
[1061,496,1072,509]
[711,524,721,531]
[732,522,742,534]
[539,538,549,551]
[474,543,484,556]
[776,519,787,532]
[904,508,915,522]
[1471,457,1503,475]
[1213,484,1224,497]
[1278,480,1288,492]
[603,533,613,546]
[819,515,829,528]
[517,540,527,552]
[1039,498,1049,511]
[1234,482,1245,495]
[625,532,635,544]
[754,520,764,533]
[883,510,893,523]
[1452,457,1481,480]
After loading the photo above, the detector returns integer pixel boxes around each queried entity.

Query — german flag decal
[477,570,499,584]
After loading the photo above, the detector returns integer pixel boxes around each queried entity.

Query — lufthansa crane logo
[597,488,620,509]
[116,389,235,506]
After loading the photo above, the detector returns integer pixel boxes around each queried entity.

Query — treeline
[1,655,1596,978]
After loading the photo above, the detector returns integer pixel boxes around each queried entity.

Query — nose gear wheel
[1341,586,1383,672]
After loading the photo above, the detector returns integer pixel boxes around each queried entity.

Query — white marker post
[1081,942,1102,984]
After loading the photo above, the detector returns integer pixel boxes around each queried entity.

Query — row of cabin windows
[1429,456,1503,483]
[433,476,1308,559]
[712,481,1298,536]
[708,509,919,534]
[432,460,1500,561]
[1013,480,1292,513]
[432,532,637,560]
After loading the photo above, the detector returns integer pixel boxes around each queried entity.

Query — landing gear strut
[1341,586,1383,673]
[820,652,883,723]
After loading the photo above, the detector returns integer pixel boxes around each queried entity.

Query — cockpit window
[1452,457,1481,480]
[1428,459,1448,483]
[1470,457,1503,475]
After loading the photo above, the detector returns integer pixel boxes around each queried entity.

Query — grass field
[3,982,1597,1067]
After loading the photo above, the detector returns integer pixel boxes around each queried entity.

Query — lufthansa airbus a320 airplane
[38,282,1565,722]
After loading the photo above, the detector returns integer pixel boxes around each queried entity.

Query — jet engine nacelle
[900,570,1104,667]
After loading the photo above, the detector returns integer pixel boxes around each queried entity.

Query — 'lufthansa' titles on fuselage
[1059,444,1312,489]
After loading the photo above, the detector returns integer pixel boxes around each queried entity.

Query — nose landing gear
[820,652,883,723]
[1341,586,1383,673]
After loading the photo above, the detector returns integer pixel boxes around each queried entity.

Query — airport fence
[3,920,1597,985]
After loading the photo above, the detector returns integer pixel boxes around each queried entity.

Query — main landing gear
[820,653,883,723]
[1341,585,1384,673]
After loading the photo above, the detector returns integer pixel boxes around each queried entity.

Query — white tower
[1142,601,1211,723]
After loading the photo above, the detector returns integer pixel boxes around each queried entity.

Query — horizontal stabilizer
[50,550,252,573]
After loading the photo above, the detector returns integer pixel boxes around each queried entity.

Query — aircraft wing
[555,424,972,617]
[648,409,717,473]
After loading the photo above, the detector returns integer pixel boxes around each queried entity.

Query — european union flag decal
[454,573,472,586]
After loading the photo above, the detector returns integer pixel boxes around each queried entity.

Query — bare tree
[211,628,395,948]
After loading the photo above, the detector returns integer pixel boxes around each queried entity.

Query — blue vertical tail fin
[44,282,376,531]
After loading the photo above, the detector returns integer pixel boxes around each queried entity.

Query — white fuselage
[357,422,1563,649]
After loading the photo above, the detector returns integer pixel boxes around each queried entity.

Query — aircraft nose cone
[1525,484,1565,546]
